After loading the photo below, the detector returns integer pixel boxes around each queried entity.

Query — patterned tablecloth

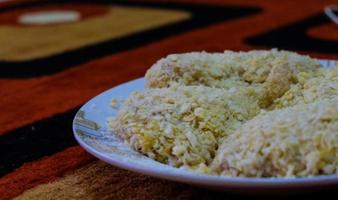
[0,0,337,199]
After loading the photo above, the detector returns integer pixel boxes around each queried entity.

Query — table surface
[0,0,337,199]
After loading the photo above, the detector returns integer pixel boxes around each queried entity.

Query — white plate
[73,59,338,192]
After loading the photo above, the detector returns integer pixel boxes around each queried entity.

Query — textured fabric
[0,0,337,199]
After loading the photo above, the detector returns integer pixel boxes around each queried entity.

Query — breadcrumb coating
[109,85,260,171]
[145,49,320,107]
[146,49,319,87]
[273,67,338,108]
[212,98,338,177]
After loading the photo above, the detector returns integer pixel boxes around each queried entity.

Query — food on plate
[273,67,338,108]
[211,98,338,177]
[145,49,319,89]
[145,49,321,107]
[109,49,338,177]
[109,85,260,172]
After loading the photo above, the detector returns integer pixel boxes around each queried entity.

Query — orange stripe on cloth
[307,23,338,41]
[0,146,94,200]
[13,161,195,200]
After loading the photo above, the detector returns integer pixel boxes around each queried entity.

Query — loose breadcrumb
[110,98,119,108]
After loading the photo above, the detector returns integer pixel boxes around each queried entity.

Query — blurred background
[0,0,337,199]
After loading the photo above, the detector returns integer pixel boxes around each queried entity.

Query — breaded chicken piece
[211,98,338,177]
[273,67,338,108]
[145,49,320,107]
[145,50,319,86]
[109,85,260,172]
